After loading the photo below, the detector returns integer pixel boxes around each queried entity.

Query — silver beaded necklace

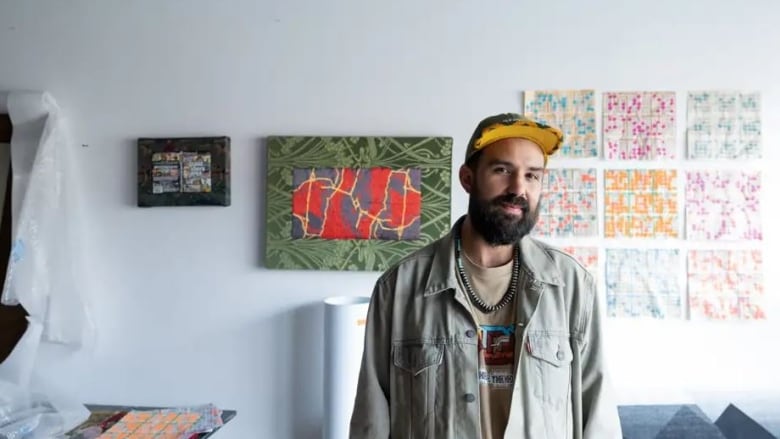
[454,221,521,314]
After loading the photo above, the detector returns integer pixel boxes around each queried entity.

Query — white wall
[2,0,780,437]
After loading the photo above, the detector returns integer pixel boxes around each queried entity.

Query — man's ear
[459,164,473,194]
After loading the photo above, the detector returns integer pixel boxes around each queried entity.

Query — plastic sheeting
[0,91,93,348]
[0,318,90,438]
[0,91,92,436]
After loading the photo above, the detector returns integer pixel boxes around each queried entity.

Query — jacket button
[556,350,564,360]
[465,329,475,338]
[464,393,476,403]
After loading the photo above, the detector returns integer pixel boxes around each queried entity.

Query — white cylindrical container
[323,295,370,439]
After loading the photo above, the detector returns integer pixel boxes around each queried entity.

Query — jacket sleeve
[349,278,392,438]
[580,273,623,439]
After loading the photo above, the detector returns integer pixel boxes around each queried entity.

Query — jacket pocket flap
[527,334,573,367]
[393,342,443,376]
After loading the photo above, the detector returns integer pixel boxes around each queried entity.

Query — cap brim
[475,123,563,156]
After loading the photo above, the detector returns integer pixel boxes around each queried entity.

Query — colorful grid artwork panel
[524,90,598,158]
[291,167,422,240]
[687,91,761,159]
[535,168,598,236]
[603,91,676,160]
[98,410,201,438]
[606,249,682,319]
[561,246,598,277]
[604,169,678,238]
[685,170,762,241]
[688,250,765,321]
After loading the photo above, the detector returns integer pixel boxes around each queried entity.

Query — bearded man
[349,113,622,439]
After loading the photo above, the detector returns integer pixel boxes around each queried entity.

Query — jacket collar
[422,226,460,296]
[423,216,564,297]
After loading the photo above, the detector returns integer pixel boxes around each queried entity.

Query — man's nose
[507,173,528,198]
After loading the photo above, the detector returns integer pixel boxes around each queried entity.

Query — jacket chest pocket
[526,333,573,411]
[391,341,443,438]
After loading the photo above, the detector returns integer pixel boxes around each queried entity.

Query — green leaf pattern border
[265,136,453,271]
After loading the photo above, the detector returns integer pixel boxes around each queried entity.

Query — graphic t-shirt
[460,254,516,439]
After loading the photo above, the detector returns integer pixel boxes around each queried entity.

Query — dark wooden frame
[0,114,10,142]
[137,136,231,207]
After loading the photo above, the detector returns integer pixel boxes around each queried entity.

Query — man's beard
[468,191,540,246]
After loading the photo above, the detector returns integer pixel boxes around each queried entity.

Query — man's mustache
[492,194,529,211]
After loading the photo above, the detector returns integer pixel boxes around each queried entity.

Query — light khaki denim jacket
[349,220,623,438]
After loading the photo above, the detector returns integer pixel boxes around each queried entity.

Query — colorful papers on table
[67,405,223,439]
[97,405,223,439]
[97,411,200,439]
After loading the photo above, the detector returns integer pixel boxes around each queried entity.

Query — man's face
[462,138,545,246]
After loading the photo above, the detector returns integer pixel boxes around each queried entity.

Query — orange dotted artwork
[604,169,678,238]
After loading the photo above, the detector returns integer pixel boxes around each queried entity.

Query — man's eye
[527,173,541,180]
[493,167,509,174]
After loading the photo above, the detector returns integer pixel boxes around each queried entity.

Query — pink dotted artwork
[603,91,676,160]
[688,250,765,320]
[685,171,762,241]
